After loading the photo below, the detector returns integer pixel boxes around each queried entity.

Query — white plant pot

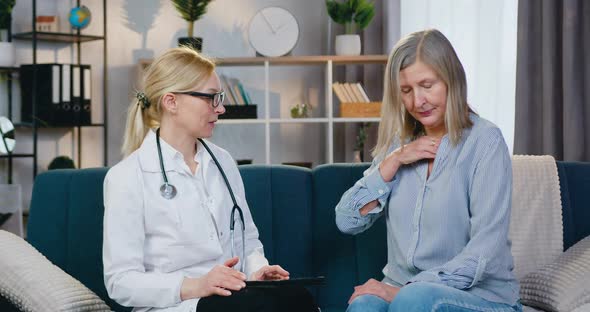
[0,42,16,67]
[335,34,361,56]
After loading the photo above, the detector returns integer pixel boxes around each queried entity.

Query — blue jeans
[347,282,522,312]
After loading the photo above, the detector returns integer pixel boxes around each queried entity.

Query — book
[226,77,245,104]
[237,81,251,105]
[348,82,365,103]
[332,82,348,102]
[343,83,360,102]
[220,75,237,105]
[356,83,371,102]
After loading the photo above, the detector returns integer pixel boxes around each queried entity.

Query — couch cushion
[0,230,110,311]
[557,161,590,250]
[312,163,387,311]
[520,235,590,312]
[27,168,129,312]
[239,165,314,278]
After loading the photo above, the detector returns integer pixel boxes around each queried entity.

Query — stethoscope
[156,128,246,273]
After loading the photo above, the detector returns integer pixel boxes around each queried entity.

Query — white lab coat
[103,130,268,312]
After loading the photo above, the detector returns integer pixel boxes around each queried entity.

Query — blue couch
[23,162,590,312]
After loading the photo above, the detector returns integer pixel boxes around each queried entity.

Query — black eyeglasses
[174,91,225,108]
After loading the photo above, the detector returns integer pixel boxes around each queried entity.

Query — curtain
[388,0,518,152]
[514,0,590,161]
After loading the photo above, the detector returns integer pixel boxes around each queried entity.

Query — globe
[68,6,91,29]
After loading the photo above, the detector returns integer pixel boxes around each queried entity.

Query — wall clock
[248,7,300,57]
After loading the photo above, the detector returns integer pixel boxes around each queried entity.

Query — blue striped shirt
[335,114,519,305]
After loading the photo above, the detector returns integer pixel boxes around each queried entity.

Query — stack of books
[220,75,253,105]
[332,82,381,118]
[332,82,371,103]
[219,75,257,119]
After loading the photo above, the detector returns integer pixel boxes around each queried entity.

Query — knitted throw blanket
[509,155,563,280]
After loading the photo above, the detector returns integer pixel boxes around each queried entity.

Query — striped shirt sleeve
[335,155,397,235]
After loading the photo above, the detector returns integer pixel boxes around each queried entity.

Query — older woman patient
[335,29,522,312]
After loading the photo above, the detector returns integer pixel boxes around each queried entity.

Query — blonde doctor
[103,47,317,312]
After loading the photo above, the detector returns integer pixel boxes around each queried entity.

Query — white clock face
[248,7,299,57]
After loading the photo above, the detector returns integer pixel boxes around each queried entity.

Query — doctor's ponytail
[121,47,215,157]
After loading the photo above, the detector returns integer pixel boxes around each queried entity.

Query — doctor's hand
[348,278,400,304]
[250,265,290,281]
[181,257,247,299]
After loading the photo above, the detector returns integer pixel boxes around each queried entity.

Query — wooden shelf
[0,67,19,73]
[333,117,381,123]
[269,118,328,123]
[0,154,35,158]
[14,122,105,128]
[216,118,380,124]
[217,119,265,125]
[12,32,104,43]
[139,54,388,69]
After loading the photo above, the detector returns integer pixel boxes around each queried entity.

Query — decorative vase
[178,37,203,52]
[0,42,16,67]
[335,34,361,56]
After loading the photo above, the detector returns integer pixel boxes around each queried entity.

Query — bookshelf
[5,0,109,183]
[139,54,388,164]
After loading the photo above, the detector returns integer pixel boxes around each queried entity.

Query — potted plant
[353,122,369,162]
[0,0,16,66]
[172,0,213,52]
[326,0,375,55]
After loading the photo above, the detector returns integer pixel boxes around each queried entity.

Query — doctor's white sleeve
[102,167,184,308]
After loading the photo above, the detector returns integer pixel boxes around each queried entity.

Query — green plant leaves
[0,0,16,30]
[326,0,353,25]
[171,0,212,22]
[354,2,375,30]
[326,0,374,31]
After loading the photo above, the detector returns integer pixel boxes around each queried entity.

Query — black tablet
[245,276,326,288]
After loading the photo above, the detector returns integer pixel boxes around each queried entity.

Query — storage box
[220,105,257,119]
[36,16,59,32]
[340,102,382,118]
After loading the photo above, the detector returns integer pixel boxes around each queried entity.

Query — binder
[80,65,92,125]
[245,276,326,288]
[20,64,62,126]
[20,63,93,127]
[71,64,82,125]
[57,64,72,125]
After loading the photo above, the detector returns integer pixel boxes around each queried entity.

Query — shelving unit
[0,28,22,183]
[139,54,387,164]
[2,0,108,183]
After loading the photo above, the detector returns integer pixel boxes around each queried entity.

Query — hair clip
[136,92,150,109]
